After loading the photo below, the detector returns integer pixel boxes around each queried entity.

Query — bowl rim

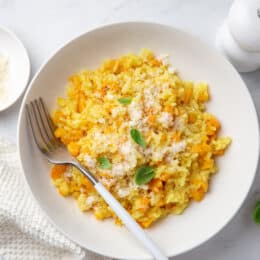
[0,25,30,112]
[17,21,260,259]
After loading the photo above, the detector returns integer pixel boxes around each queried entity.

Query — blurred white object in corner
[216,0,260,72]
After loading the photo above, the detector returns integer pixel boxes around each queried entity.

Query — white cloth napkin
[0,139,109,260]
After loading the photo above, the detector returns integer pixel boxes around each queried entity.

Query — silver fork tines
[25,97,168,260]
[26,99,54,153]
[37,98,59,147]
[26,97,98,184]
[33,100,53,150]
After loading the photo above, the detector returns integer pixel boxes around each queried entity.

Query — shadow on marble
[242,69,260,116]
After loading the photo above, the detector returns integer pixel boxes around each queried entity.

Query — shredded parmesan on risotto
[50,49,231,228]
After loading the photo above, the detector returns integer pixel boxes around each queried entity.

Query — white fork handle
[95,183,168,260]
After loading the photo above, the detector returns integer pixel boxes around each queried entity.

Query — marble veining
[0,1,259,259]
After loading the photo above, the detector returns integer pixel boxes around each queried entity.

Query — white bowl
[17,22,259,259]
[0,26,30,111]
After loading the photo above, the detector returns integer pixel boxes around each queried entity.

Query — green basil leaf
[253,201,260,224]
[97,157,111,169]
[135,166,155,185]
[130,128,146,148]
[118,97,132,105]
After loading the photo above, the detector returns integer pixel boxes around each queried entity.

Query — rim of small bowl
[0,25,30,112]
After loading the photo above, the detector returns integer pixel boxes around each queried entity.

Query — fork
[26,98,168,260]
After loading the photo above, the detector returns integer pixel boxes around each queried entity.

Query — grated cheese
[128,102,143,126]
[157,112,173,128]
[157,54,170,66]
[120,140,134,155]
[97,118,105,124]
[168,66,176,74]
[84,155,96,168]
[117,188,130,198]
[85,196,98,206]
[171,140,186,154]
[64,170,72,178]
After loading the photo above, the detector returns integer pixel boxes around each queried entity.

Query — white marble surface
[0,0,259,259]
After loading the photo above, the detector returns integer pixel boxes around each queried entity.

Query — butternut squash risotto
[50,49,231,228]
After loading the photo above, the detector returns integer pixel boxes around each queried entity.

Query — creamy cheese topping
[84,155,96,168]
[174,117,185,131]
[145,140,186,162]
[117,188,130,198]
[111,163,126,176]
[157,112,173,128]
[111,107,126,118]
[106,93,115,100]
[101,177,115,187]
[120,140,134,155]
[128,101,143,126]
[85,195,98,206]
[168,66,176,74]
[64,170,72,178]
[171,140,186,154]
[97,117,105,124]
[157,54,170,66]
[80,187,86,193]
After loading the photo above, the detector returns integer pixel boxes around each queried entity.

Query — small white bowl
[0,26,30,111]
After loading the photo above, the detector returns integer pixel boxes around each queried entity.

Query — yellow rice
[50,49,231,228]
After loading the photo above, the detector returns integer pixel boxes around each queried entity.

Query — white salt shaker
[216,0,260,72]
